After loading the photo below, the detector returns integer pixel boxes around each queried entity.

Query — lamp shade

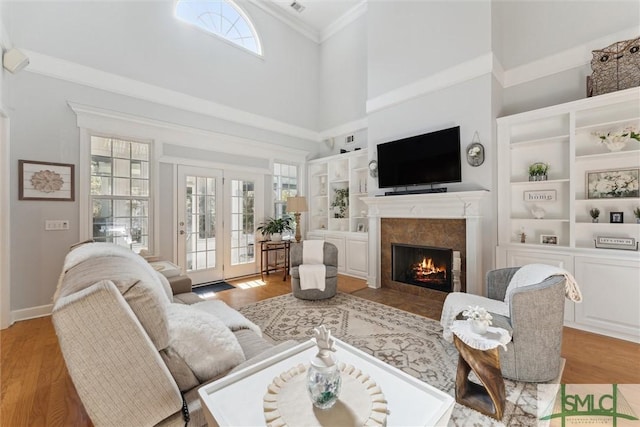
[286,196,308,213]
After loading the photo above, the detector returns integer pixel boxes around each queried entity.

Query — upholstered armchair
[484,267,566,382]
[290,241,338,300]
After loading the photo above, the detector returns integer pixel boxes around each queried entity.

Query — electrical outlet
[345,135,355,144]
[45,220,70,231]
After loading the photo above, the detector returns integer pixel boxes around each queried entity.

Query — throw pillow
[164,304,246,383]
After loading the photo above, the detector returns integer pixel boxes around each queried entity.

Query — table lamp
[286,196,308,243]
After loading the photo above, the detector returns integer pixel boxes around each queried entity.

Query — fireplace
[392,244,453,292]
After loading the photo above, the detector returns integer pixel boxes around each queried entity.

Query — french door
[177,166,263,284]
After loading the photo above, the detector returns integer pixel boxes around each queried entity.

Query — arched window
[175,0,262,55]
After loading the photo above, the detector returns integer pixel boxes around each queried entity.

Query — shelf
[510,178,570,185]
[353,167,369,172]
[507,242,569,249]
[510,218,570,222]
[574,197,640,203]
[575,117,640,133]
[330,179,349,184]
[510,134,570,148]
[575,222,640,228]
[575,149,640,161]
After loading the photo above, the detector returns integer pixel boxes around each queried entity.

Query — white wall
[319,14,367,131]
[5,0,320,130]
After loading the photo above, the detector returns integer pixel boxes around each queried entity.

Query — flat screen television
[377,126,461,189]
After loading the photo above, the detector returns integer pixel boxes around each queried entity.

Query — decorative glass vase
[470,319,489,335]
[307,360,342,409]
[592,218,599,223]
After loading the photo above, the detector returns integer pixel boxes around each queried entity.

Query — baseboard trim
[11,304,53,324]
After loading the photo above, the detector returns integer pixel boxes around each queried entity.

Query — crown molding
[68,101,311,162]
[23,49,321,142]
[503,26,639,88]
[366,53,495,114]
[319,116,368,140]
[320,0,368,43]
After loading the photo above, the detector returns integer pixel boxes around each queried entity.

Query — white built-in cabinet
[496,88,640,343]
[307,150,369,278]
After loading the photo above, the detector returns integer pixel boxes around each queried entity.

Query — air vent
[290,1,306,13]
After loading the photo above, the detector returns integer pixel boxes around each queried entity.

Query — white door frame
[177,165,224,285]
[223,171,264,279]
[1,113,11,329]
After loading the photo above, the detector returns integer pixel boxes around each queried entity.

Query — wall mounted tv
[376,126,461,189]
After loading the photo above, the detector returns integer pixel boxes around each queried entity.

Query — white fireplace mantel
[361,190,490,295]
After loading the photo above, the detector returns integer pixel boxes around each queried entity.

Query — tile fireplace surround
[362,191,489,296]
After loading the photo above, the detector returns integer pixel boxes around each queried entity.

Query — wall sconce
[466,131,485,167]
[2,48,29,74]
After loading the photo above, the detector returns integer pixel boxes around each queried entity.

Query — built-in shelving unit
[307,150,369,279]
[496,87,640,343]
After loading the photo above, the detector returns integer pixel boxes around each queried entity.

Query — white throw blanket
[302,240,324,264]
[505,263,582,306]
[193,300,262,336]
[299,240,326,291]
[441,264,582,343]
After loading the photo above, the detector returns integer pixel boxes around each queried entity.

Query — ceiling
[263,0,363,38]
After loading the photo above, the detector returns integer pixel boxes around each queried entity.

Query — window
[175,0,262,55]
[273,162,298,238]
[90,136,151,253]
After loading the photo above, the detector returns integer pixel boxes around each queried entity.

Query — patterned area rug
[239,292,558,427]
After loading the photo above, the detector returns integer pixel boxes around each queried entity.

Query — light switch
[45,220,70,231]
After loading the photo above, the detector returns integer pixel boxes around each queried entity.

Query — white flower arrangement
[468,146,481,157]
[462,305,493,324]
[592,126,640,151]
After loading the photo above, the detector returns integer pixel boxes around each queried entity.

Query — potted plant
[528,162,549,181]
[634,207,640,224]
[462,305,493,335]
[331,188,349,219]
[256,216,293,241]
[590,208,600,223]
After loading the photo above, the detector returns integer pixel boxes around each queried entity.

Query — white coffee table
[198,338,454,427]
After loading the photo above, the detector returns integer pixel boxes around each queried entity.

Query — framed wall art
[586,168,639,199]
[19,160,75,201]
[540,234,558,245]
[610,212,624,223]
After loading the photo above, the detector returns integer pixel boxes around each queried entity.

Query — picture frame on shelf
[540,234,558,245]
[356,223,366,232]
[586,168,639,199]
[18,160,75,201]
[610,212,624,223]
[594,236,637,251]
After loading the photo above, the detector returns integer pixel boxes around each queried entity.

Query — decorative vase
[602,136,627,152]
[636,218,640,224]
[470,319,489,335]
[307,360,341,409]
[592,218,599,223]
[270,233,282,242]
[530,205,546,219]
[307,326,341,409]
[529,175,548,182]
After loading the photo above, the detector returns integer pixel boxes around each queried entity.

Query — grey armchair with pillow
[484,267,566,382]
[290,241,338,300]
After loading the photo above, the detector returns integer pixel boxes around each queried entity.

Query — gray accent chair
[485,267,566,382]
[290,241,338,300]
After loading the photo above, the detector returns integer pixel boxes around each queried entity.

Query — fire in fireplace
[391,244,453,292]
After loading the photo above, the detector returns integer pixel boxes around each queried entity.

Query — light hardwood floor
[2,274,639,426]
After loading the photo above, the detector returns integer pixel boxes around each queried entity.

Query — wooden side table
[260,240,291,281]
[451,320,511,420]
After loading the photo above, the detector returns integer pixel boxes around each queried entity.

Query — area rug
[239,292,560,427]
[193,281,235,296]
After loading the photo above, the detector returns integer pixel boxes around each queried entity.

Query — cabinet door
[574,256,640,342]
[324,235,346,272]
[503,248,575,322]
[346,238,368,277]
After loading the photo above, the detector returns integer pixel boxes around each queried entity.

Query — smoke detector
[290,1,306,13]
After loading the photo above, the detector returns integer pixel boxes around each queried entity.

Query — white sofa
[53,242,295,426]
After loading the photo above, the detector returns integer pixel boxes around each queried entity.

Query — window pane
[131,179,149,197]
[113,178,131,196]
[91,137,111,157]
[113,158,130,178]
[114,200,129,217]
[131,142,149,161]
[91,176,111,195]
